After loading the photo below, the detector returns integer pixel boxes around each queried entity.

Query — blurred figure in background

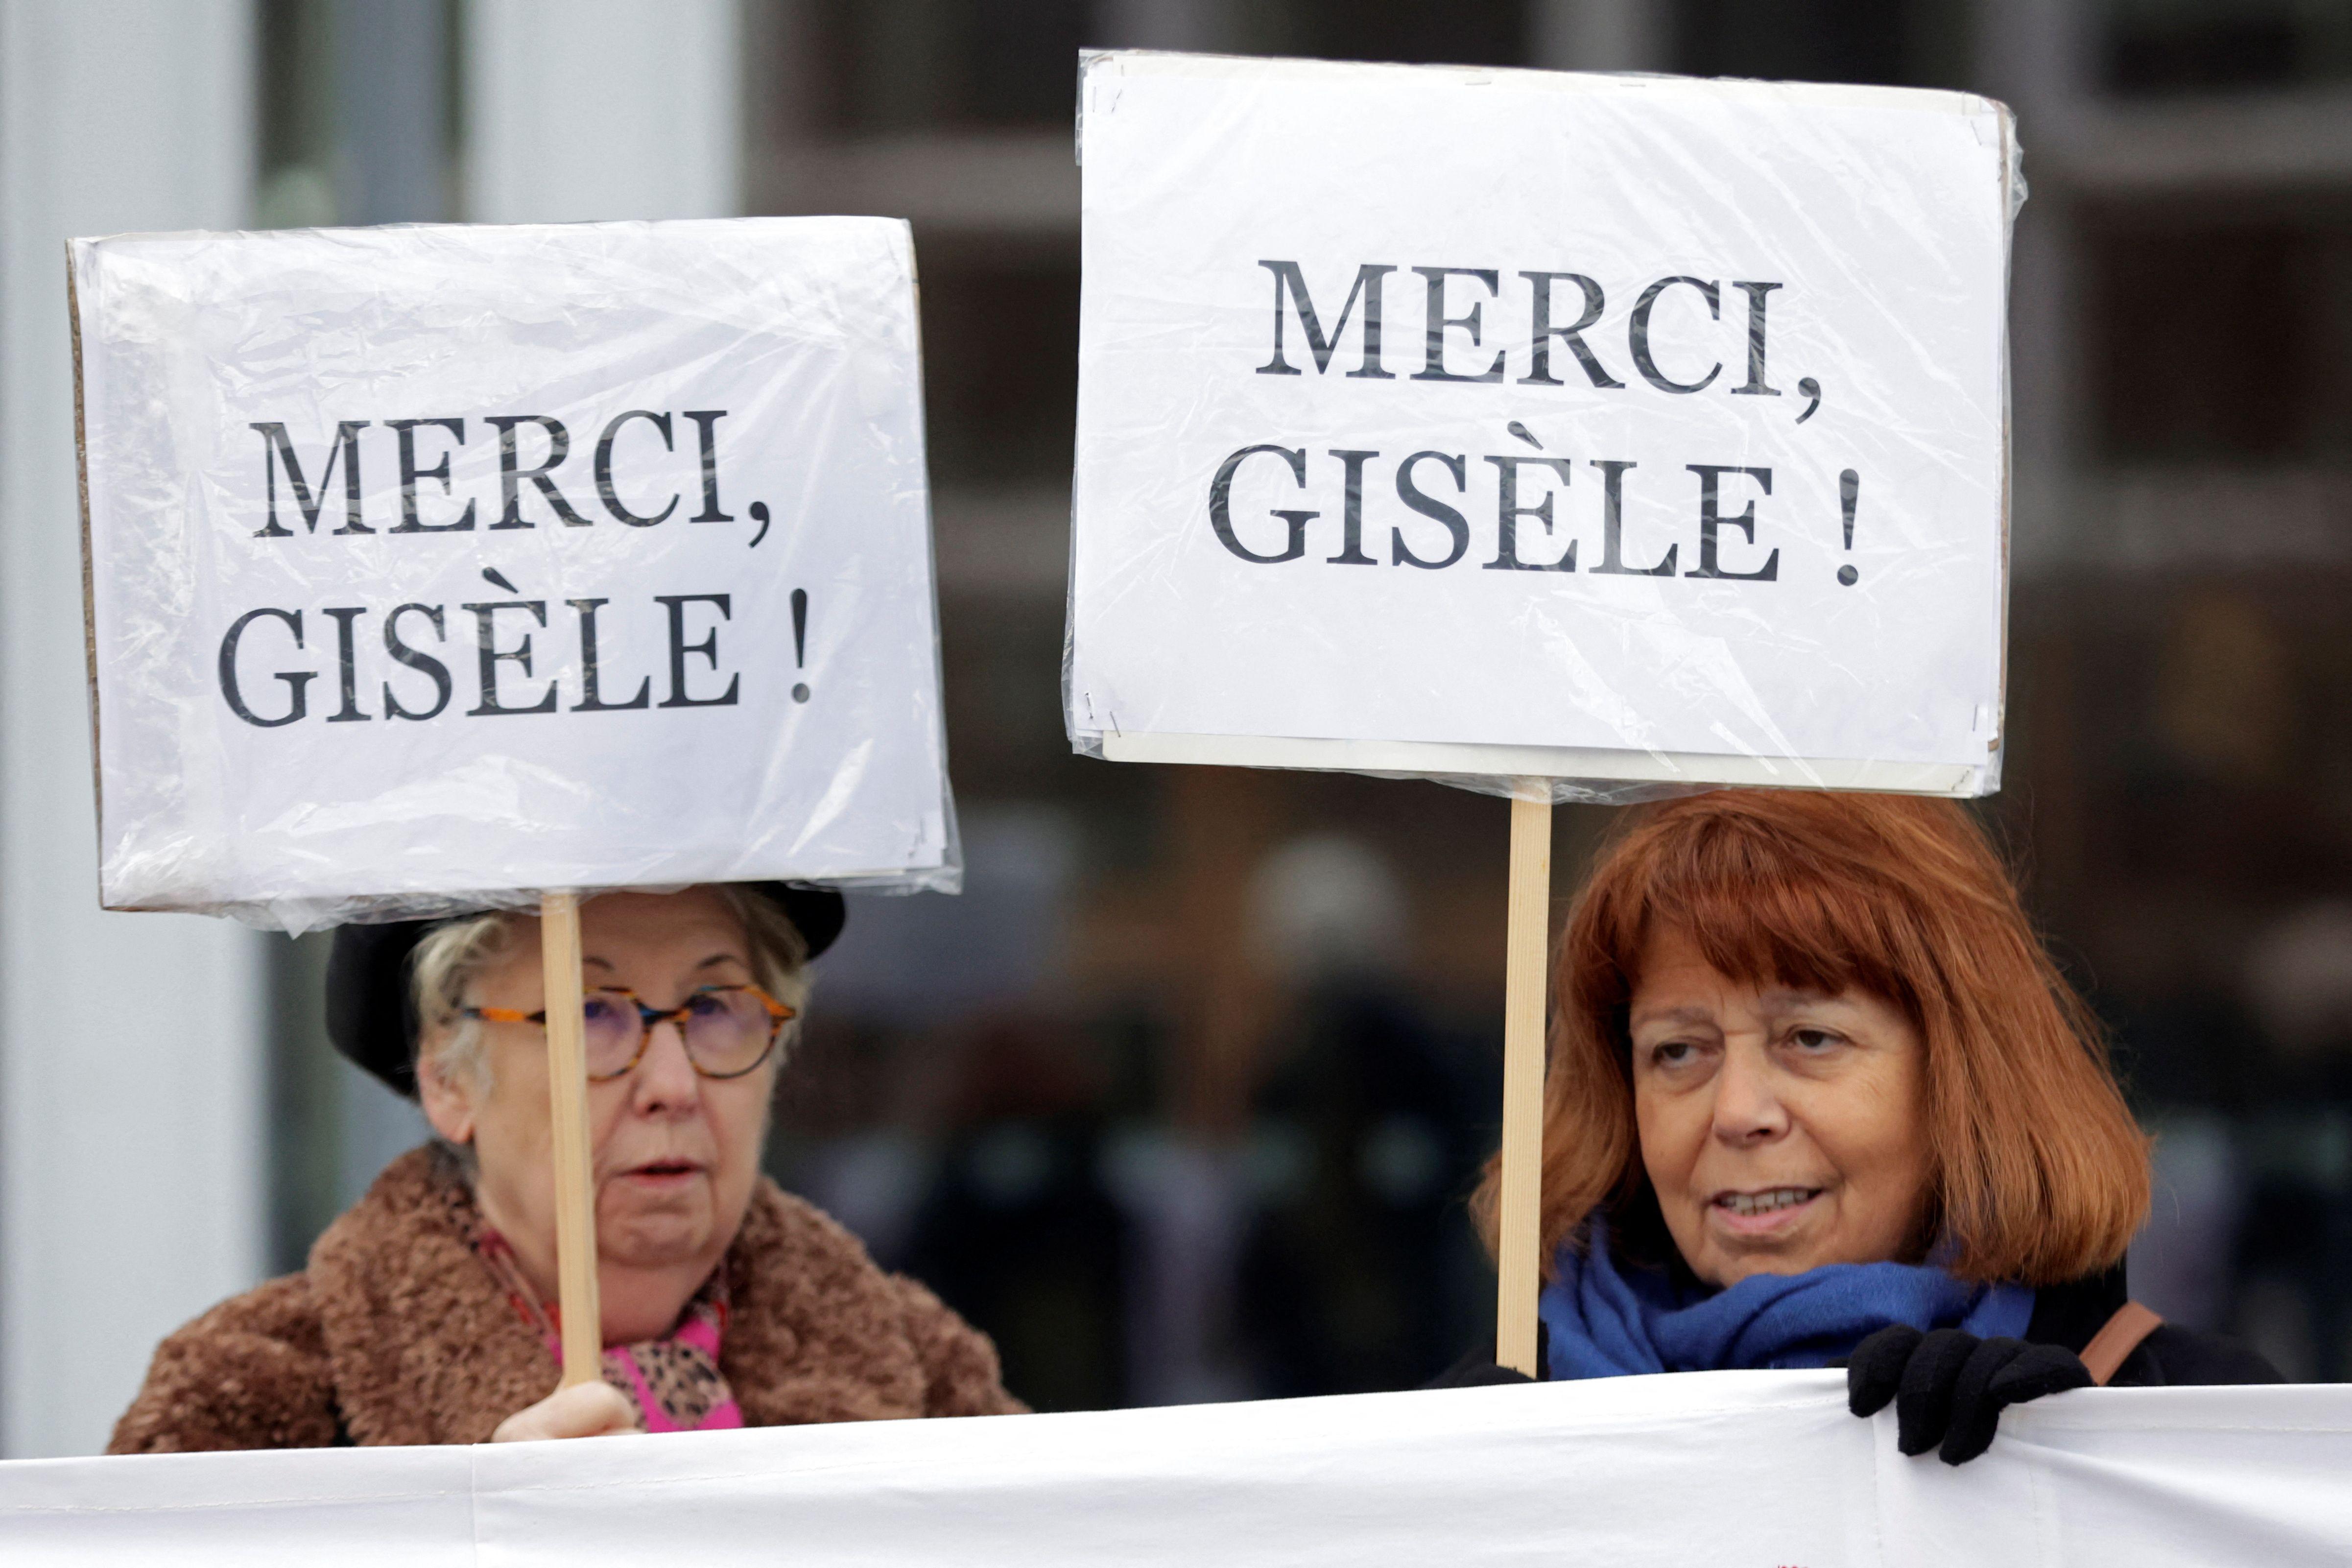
[1235,835,1495,1398]
[774,808,1139,1411]
[902,1013,1133,1413]
[2227,902,2352,1379]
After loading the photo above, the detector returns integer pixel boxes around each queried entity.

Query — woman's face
[1628,924,1933,1288]
[420,888,779,1305]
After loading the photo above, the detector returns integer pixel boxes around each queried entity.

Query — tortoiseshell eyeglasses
[463,985,795,1081]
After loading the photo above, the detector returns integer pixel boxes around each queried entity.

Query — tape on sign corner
[1096,731,1986,799]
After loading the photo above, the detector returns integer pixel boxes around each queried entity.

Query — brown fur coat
[110,1146,1023,1451]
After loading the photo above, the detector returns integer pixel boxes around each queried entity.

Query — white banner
[1069,53,2015,796]
[72,217,953,929]
[5,1374,2349,1566]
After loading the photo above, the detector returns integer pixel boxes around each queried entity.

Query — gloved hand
[1425,1321,1549,1389]
[1424,1354,1536,1388]
[1847,1326,2092,1464]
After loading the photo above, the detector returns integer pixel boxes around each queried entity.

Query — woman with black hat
[110,884,1023,1451]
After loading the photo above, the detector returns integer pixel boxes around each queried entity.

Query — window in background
[1669,0,1971,89]
[2102,0,2352,96]
[256,0,462,230]
[803,0,1533,140]
[917,238,1082,487]
[2084,207,2352,467]
[257,0,338,228]
[806,0,1093,134]
[1237,0,1530,68]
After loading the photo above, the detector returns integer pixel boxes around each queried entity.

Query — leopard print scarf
[473,1224,744,1432]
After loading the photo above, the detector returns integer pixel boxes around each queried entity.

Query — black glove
[1847,1326,2092,1464]
[1424,1321,1548,1389]
[1424,1354,1536,1388]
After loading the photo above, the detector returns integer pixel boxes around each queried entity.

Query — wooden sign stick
[540,891,604,1389]
[1495,791,1552,1377]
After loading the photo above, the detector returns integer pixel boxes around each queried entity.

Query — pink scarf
[473,1225,745,1433]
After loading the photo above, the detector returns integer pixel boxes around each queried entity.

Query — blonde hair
[410,885,812,1093]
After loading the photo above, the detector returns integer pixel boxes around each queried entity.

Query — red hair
[1473,790,2149,1286]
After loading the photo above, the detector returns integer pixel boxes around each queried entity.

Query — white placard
[1069,52,2015,796]
[9,1375,2352,1566]
[72,218,953,929]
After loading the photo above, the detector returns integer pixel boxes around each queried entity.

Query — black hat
[325,883,846,1099]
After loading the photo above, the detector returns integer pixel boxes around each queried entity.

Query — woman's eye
[1789,1027,1841,1052]
[1653,1041,1697,1067]
[686,992,728,1017]
[581,997,619,1022]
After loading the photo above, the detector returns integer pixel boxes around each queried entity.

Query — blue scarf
[1539,1217,2034,1379]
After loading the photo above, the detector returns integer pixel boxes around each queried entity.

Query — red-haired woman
[1449,790,2276,1463]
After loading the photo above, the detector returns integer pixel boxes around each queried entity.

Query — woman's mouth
[617,1159,704,1187]
[1709,1186,1824,1234]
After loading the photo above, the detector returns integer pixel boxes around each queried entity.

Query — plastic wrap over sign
[73,218,954,931]
[1069,52,2017,800]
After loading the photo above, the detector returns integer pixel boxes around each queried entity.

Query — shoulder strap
[2079,1300,2165,1385]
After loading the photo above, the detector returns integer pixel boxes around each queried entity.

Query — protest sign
[8,1374,2350,1566]
[1068,51,2020,1373]
[73,217,955,933]
[1069,52,2014,799]
[72,215,956,1385]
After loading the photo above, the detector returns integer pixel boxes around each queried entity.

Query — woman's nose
[1710,1044,1788,1144]
[627,1018,703,1113]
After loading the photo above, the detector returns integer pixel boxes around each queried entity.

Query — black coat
[2023,1265,2280,1387]
[1432,1263,2282,1388]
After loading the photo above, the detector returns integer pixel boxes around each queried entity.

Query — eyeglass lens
[580,988,776,1079]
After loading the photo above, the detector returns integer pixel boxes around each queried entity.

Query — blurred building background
[4,0,2351,1454]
